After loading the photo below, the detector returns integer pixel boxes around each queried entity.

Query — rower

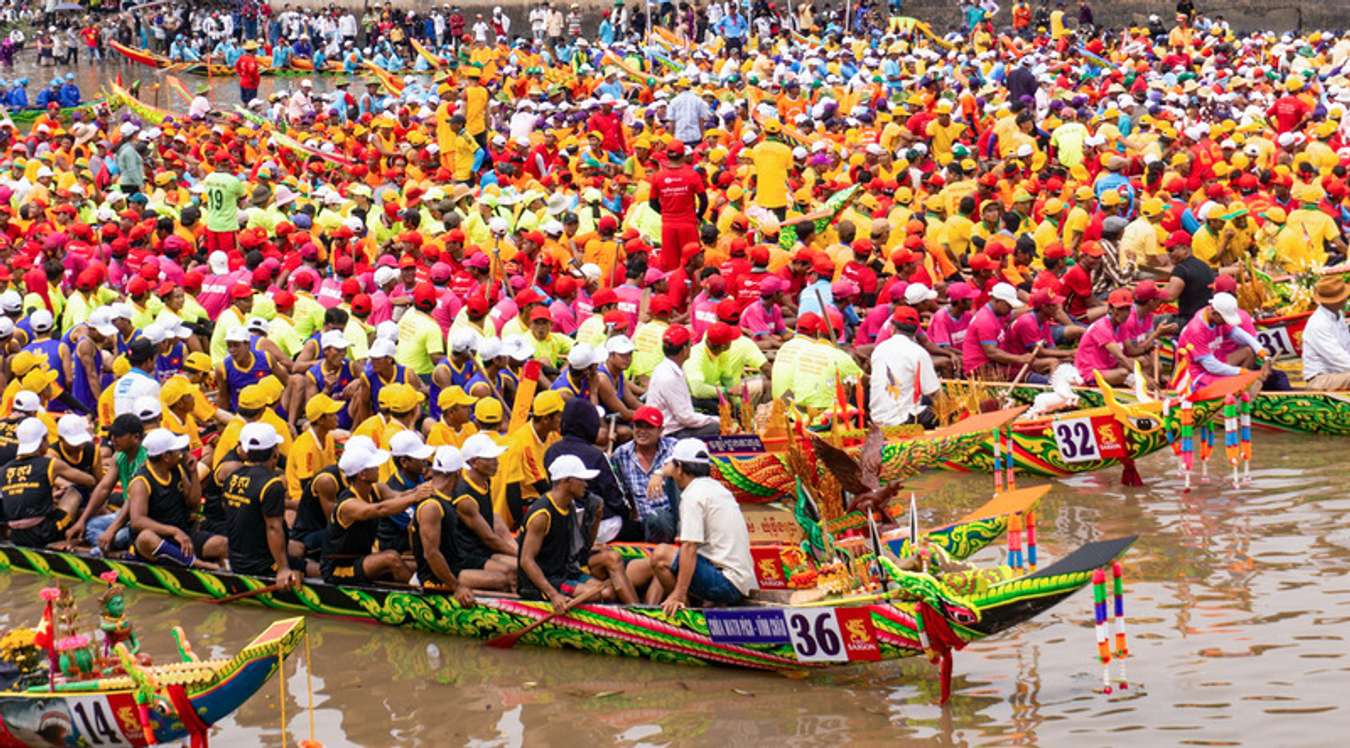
[286,393,345,503]
[0,417,94,548]
[319,438,433,585]
[410,445,512,597]
[517,455,614,609]
[66,414,144,554]
[128,428,227,568]
[378,430,436,553]
[425,386,478,448]
[357,338,423,426]
[222,423,304,585]
[1302,277,1350,390]
[648,439,757,613]
[1074,289,1160,386]
[302,331,358,430]
[216,326,288,412]
[446,433,518,583]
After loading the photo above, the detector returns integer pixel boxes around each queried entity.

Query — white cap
[478,338,503,360]
[246,316,270,335]
[389,430,435,460]
[374,266,398,287]
[604,335,635,355]
[368,338,397,359]
[141,323,167,345]
[489,216,509,235]
[0,290,21,313]
[340,443,390,476]
[29,309,53,332]
[15,417,46,455]
[504,335,533,362]
[671,437,711,464]
[547,454,599,482]
[239,422,283,451]
[989,282,1024,309]
[12,390,40,414]
[432,445,464,473]
[143,428,189,457]
[0,317,13,338]
[567,343,598,369]
[579,263,602,282]
[208,250,230,275]
[449,328,479,353]
[57,414,92,446]
[133,395,162,421]
[225,326,251,343]
[109,303,133,321]
[375,320,399,341]
[320,330,350,350]
[1211,292,1242,326]
[461,432,506,462]
[904,284,938,305]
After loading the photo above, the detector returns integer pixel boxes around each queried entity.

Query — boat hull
[0,539,1128,673]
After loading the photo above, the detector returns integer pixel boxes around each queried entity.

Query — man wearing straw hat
[1301,277,1350,390]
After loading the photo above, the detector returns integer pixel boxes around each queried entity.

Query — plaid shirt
[611,437,675,518]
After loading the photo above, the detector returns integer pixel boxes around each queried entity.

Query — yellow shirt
[628,320,669,380]
[465,85,489,136]
[750,140,794,209]
[395,308,445,376]
[925,120,965,161]
[1062,206,1091,250]
[944,214,975,258]
[496,422,557,530]
[285,427,337,500]
[427,420,478,448]
[1280,208,1338,272]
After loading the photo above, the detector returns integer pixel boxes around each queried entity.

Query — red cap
[446,228,466,243]
[968,252,997,271]
[1043,242,1069,260]
[514,289,543,307]
[597,216,618,232]
[1210,274,1237,293]
[273,290,296,311]
[811,255,834,275]
[750,245,771,266]
[851,239,874,256]
[890,305,920,326]
[399,254,419,268]
[340,277,361,298]
[649,296,674,316]
[796,312,822,335]
[665,141,686,158]
[1079,241,1105,258]
[466,292,489,315]
[1108,288,1133,308]
[413,282,438,309]
[633,405,664,429]
[1133,280,1161,302]
[351,293,372,315]
[251,266,272,287]
[1165,230,1192,249]
[529,306,553,322]
[1029,288,1064,308]
[126,277,149,296]
[334,256,355,275]
[706,322,738,346]
[383,202,401,218]
[662,324,691,347]
[229,283,252,300]
[602,309,628,328]
[591,288,619,307]
[715,297,741,323]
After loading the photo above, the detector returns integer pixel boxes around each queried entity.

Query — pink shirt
[1007,311,1054,355]
[961,304,1010,374]
[1118,308,1155,344]
[739,299,786,338]
[1216,310,1256,359]
[690,292,719,342]
[549,299,579,335]
[613,283,643,335]
[928,307,972,348]
[316,278,344,309]
[199,269,248,319]
[1074,316,1123,380]
[432,288,461,336]
[855,304,893,345]
[367,289,394,326]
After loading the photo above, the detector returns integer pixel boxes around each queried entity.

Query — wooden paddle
[210,579,293,605]
[486,584,606,649]
[1001,342,1042,406]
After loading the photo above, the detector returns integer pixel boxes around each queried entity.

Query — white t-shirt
[112,369,161,417]
[869,332,939,426]
[677,477,757,595]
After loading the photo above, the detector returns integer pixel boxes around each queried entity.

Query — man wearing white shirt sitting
[1302,277,1350,390]
[113,339,162,417]
[644,324,718,439]
[869,305,941,428]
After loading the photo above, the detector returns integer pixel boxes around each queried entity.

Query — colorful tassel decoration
[1223,394,1240,489]
[1198,423,1213,479]
[1007,513,1024,571]
[1179,397,1194,492]
[1003,426,1016,491]
[1239,392,1253,484]
[992,428,1004,494]
[1025,510,1038,570]
[1092,568,1113,694]
[1111,561,1130,690]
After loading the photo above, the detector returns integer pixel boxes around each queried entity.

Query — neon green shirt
[201,171,245,233]
[395,308,445,375]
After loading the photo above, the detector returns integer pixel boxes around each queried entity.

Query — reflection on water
[0,432,1346,745]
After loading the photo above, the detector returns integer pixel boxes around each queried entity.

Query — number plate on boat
[704,434,766,454]
[785,608,849,663]
[1255,326,1297,360]
[705,609,790,644]
[1051,415,1127,463]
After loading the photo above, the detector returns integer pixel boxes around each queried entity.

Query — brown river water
[0,56,1345,747]
[1,431,1347,746]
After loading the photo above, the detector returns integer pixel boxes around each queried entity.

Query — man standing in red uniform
[648,142,706,272]
[236,40,261,106]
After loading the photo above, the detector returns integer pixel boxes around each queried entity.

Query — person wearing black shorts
[128,429,227,568]
[1,418,95,547]
[319,437,430,585]
[222,423,304,587]
[449,434,518,584]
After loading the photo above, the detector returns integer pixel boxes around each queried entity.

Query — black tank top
[320,485,379,576]
[0,416,25,468]
[223,463,288,575]
[130,462,192,533]
[200,448,236,534]
[56,442,97,503]
[295,465,343,534]
[516,494,574,599]
[409,492,459,586]
[0,454,55,523]
[451,475,495,562]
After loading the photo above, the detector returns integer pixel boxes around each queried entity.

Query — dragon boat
[109,41,364,77]
[4,99,105,127]
[0,575,303,748]
[0,533,1131,701]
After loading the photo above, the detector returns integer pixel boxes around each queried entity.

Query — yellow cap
[160,376,193,408]
[305,393,345,422]
[474,397,504,424]
[1139,197,1165,217]
[437,385,478,410]
[1042,197,1066,216]
[924,194,945,212]
[258,375,285,404]
[1011,189,1033,203]
[184,352,213,374]
[112,355,131,378]
[10,351,39,377]
[1261,206,1287,224]
[1074,185,1095,202]
[20,368,57,394]
[238,384,270,411]
[1099,190,1123,207]
[379,383,424,414]
[934,100,953,114]
[532,390,565,417]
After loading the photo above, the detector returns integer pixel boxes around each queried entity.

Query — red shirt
[840,260,879,297]
[235,54,261,89]
[1061,263,1093,317]
[1267,96,1311,133]
[649,166,705,223]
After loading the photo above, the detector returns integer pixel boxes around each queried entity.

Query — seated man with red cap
[684,319,770,412]
[1074,288,1169,386]
[870,305,941,429]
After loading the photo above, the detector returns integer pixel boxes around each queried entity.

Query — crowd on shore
[0,2,1348,610]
